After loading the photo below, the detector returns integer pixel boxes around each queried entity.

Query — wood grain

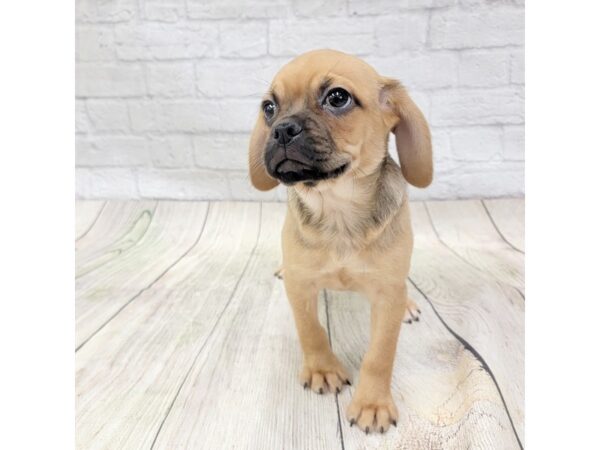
[410,202,524,442]
[329,286,520,449]
[76,202,261,450]
[76,201,157,276]
[425,200,524,291]
[74,200,525,449]
[75,201,209,349]
[153,203,343,450]
[75,200,105,240]
[483,198,525,252]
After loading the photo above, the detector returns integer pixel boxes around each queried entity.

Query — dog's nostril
[273,130,280,140]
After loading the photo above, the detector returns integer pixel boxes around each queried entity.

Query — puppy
[248,49,432,434]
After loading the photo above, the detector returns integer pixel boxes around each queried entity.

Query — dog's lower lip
[275,161,349,184]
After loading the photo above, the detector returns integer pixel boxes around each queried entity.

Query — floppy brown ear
[248,115,279,191]
[380,79,433,188]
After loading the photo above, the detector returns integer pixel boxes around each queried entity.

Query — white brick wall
[76,0,524,200]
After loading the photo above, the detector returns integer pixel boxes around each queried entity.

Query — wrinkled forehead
[269,52,381,107]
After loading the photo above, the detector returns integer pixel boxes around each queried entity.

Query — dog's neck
[289,156,407,254]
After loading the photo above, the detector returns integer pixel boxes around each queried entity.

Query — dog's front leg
[284,277,351,394]
[347,283,407,434]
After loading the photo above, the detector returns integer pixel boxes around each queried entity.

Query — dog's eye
[324,88,352,111]
[262,101,277,121]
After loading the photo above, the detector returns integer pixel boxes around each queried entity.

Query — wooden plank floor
[75,199,525,450]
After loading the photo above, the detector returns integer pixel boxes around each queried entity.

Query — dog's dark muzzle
[264,116,348,185]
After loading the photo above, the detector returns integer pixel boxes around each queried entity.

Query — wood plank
[75,200,105,240]
[409,202,524,442]
[75,201,209,349]
[425,200,524,291]
[329,286,520,449]
[483,198,525,252]
[76,201,157,276]
[76,202,261,450]
[153,203,343,449]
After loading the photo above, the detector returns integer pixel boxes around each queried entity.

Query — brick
[458,50,511,87]
[76,26,115,61]
[451,164,524,197]
[292,0,347,17]
[143,0,185,22]
[368,53,459,90]
[128,101,220,132]
[269,18,375,56]
[86,100,130,131]
[219,22,268,58]
[374,14,429,54]
[137,169,228,199]
[76,63,145,97]
[195,59,281,97]
[349,0,455,14]
[76,136,148,166]
[510,51,524,84]
[114,23,218,60]
[430,87,524,126]
[147,62,195,97]
[227,170,281,201]
[430,8,524,49]
[147,135,194,167]
[503,125,524,161]
[220,99,262,132]
[450,126,502,161]
[76,0,137,23]
[75,101,90,133]
[431,128,452,162]
[187,0,292,19]
[76,168,138,199]
[194,134,249,170]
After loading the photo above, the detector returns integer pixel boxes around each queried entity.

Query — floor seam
[481,200,525,254]
[75,202,211,352]
[408,276,524,450]
[149,202,263,449]
[75,200,107,242]
[324,290,346,450]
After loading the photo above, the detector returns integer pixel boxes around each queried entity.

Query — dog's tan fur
[248,49,432,434]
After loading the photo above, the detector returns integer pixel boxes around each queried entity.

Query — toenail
[380,426,384,434]
[303,382,308,389]
[318,388,323,394]
[392,420,397,427]
[336,387,340,394]
[350,419,356,427]
[365,427,370,434]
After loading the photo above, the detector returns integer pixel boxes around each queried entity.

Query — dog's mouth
[274,160,349,185]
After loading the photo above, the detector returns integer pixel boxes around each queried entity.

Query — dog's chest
[318,253,374,290]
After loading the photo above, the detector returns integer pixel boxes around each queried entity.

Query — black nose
[273,119,303,146]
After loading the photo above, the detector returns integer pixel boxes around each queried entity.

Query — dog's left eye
[324,88,352,111]
[262,101,277,121]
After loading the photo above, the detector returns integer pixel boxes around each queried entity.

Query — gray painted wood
[74,200,525,449]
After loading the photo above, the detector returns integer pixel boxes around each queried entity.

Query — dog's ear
[248,115,279,191]
[380,78,433,188]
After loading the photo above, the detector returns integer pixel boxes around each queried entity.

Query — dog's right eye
[262,101,277,121]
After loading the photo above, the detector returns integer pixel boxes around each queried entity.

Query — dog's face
[249,49,432,191]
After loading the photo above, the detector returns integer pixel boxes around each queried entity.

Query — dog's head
[248,49,432,191]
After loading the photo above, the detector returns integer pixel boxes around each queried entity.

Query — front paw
[299,355,351,395]
[346,390,398,434]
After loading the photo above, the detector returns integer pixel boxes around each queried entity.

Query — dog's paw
[299,360,351,395]
[403,298,421,324]
[346,392,399,434]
